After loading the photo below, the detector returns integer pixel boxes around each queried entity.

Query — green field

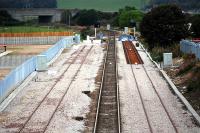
[0,26,70,33]
[58,0,149,12]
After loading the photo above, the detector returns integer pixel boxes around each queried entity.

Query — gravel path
[117,41,200,133]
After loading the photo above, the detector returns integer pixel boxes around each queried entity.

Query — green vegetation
[58,0,149,11]
[118,10,144,28]
[0,10,20,26]
[0,26,70,33]
[140,4,188,50]
[150,44,181,62]
[73,9,117,26]
[74,10,101,26]
[80,27,94,40]
[72,6,144,28]
[189,14,200,38]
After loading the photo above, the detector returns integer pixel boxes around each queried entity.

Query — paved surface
[117,41,200,133]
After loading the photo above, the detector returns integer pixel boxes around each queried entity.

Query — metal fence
[180,40,200,60]
[0,35,79,103]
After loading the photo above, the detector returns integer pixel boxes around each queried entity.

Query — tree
[140,4,188,49]
[190,15,200,38]
[118,10,144,28]
[0,10,19,26]
[73,9,100,26]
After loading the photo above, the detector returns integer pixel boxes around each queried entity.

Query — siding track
[93,31,121,133]
[122,41,178,133]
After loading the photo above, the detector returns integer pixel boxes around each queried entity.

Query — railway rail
[123,41,178,132]
[93,31,121,133]
[16,45,93,133]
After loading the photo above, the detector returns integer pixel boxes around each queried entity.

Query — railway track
[93,31,121,133]
[123,41,178,133]
[17,45,93,133]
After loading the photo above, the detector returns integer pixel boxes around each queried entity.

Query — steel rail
[18,45,87,132]
[42,45,94,133]
[93,31,121,133]
[93,34,109,133]
[123,41,153,133]
[115,34,121,133]
[129,40,178,132]
[142,65,178,133]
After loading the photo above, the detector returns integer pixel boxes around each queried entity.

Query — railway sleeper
[99,112,117,116]
[99,103,117,110]
[97,118,118,129]
[101,97,116,102]
[102,89,116,93]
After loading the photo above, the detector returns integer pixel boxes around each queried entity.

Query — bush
[150,44,181,62]
[151,47,165,62]
[80,27,94,40]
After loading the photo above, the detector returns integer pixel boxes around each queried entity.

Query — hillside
[57,0,149,12]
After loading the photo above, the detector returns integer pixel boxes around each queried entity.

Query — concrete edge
[0,72,37,112]
[139,42,200,125]
[0,51,13,58]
